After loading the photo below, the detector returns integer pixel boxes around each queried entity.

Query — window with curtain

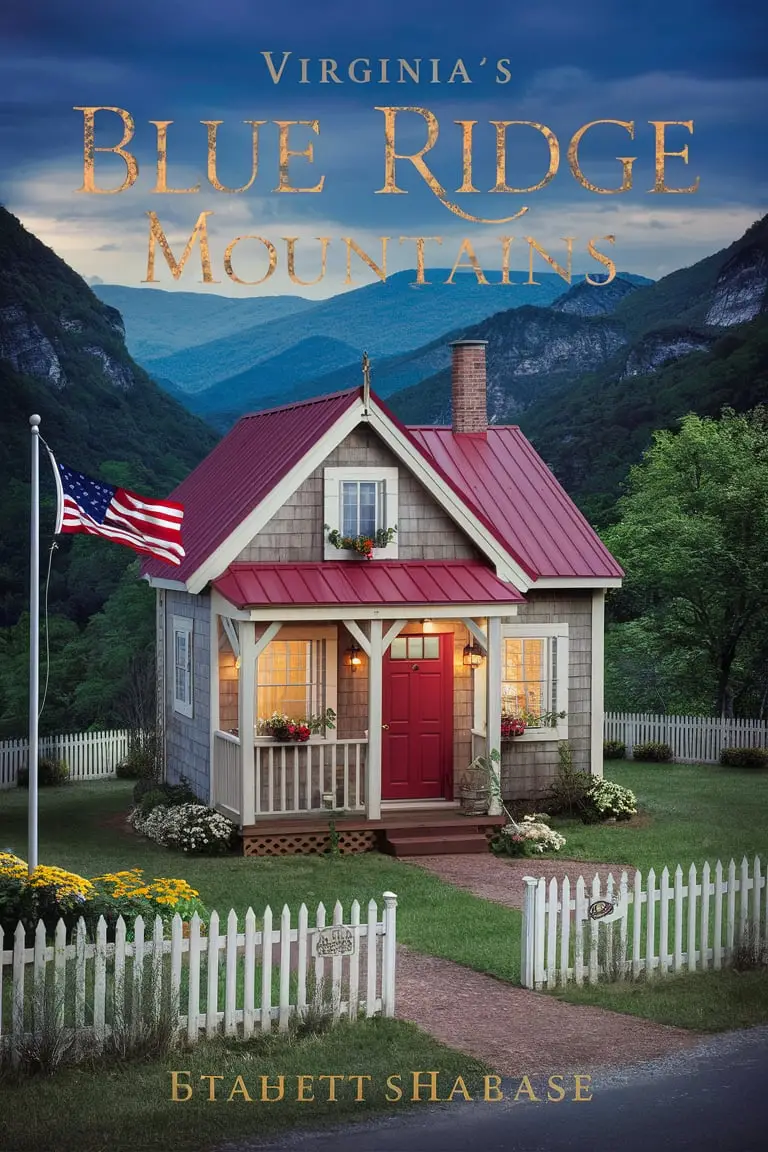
[501,636,558,717]
[256,639,325,721]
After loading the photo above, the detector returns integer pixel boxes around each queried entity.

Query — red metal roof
[408,427,624,580]
[142,385,622,586]
[213,561,525,610]
[142,390,360,582]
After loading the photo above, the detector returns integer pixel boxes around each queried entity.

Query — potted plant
[324,524,397,561]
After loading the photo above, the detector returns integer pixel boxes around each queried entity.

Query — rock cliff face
[705,245,768,326]
[621,329,713,377]
[0,304,66,389]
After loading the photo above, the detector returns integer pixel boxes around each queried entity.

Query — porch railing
[213,730,241,820]
[255,739,367,816]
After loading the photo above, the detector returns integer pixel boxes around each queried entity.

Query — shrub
[137,779,197,815]
[17,758,69,788]
[720,746,768,769]
[131,803,238,854]
[116,749,155,779]
[632,741,674,762]
[491,816,566,857]
[586,778,637,821]
[603,740,626,760]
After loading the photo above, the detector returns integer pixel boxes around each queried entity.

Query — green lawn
[2,763,767,1038]
[0,1018,491,1152]
[550,760,768,873]
[0,780,523,983]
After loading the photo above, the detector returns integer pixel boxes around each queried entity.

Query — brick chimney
[450,339,488,435]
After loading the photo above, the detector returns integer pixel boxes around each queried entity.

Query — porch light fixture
[345,643,364,670]
[462,642,485,667]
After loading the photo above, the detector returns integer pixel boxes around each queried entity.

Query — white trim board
[245,604,519,622]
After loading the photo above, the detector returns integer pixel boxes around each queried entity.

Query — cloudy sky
[1,1,766,297]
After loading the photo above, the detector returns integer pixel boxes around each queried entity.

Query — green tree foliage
[605,408,768,717]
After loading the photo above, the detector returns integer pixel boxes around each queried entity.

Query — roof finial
[362,351,371,413]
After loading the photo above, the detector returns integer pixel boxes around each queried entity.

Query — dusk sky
[1,1,766,297]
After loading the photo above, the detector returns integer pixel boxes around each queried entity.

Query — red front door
[381,632,453,801]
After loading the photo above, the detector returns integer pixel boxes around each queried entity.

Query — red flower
[296,725,311,742]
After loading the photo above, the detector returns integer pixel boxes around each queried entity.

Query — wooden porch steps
[383,832,489,857]
[240,809,505,857]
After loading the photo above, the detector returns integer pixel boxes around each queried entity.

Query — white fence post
[520,877,539,989]
[381,890,398,1017]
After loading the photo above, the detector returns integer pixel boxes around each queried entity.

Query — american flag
[51,459,184,566]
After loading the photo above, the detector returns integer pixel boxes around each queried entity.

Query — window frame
[172,615,193,719]
[323,466,399,560]
[473,622,569,742]
[254,625,338,742]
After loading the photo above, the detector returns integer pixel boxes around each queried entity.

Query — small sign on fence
[586,897,627,923]
[312,925,357,957]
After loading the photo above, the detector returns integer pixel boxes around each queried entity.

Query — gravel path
[390,852,703,1074]
[394,946,700,1075]
[403,852,633,908]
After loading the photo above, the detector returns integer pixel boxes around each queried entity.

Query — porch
[205,563,526,848]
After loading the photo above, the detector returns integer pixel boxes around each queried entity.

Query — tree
[605,407,768,717]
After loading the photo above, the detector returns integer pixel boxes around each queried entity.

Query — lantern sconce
[345,643,364,671]
[462,642,485,668]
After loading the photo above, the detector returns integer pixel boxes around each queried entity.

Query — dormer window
[324,466,399,559]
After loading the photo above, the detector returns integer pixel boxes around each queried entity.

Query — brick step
[384,833,490,857]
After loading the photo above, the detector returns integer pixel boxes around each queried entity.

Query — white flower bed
[588,779,637,820]
[502,815,567,855]
[130,803,237,854]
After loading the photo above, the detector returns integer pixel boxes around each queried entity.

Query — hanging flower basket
[324,525,397,561]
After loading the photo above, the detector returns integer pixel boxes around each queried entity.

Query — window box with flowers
[325,525,397,561]
[257,708,336,742]
[500,709,567,741]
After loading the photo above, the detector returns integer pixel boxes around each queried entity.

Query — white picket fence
[521,857,767,989]
[604,712,768,764]
[0,729,132,789]
[0,893,397,1057]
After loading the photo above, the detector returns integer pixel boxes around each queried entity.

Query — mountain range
[94,269,652,426]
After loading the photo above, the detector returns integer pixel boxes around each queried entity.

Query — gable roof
[213,560,525,611]
[143,386,622,587]
[408,427,623,580]
[142,390,359,584]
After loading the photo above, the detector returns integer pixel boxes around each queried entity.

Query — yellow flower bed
[0,852,27,880]
[92,869,200,907]
[1,859,201,916]
[26,865,94,900]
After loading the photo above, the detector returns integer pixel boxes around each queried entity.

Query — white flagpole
[29,414,41,873]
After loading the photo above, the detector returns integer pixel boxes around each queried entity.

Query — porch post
[239,620,256,826]
[486,615,502,815]
[367,618,383,821]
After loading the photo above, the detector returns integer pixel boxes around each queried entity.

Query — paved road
[217,1026,768,1152]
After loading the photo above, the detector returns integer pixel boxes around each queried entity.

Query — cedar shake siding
[236,426,483,563]
[164,589,211,802]
[499,590,593,801]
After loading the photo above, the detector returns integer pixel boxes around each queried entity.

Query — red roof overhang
[213,561,525,611]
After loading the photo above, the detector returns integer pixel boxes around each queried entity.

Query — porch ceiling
[212,560,524,611]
